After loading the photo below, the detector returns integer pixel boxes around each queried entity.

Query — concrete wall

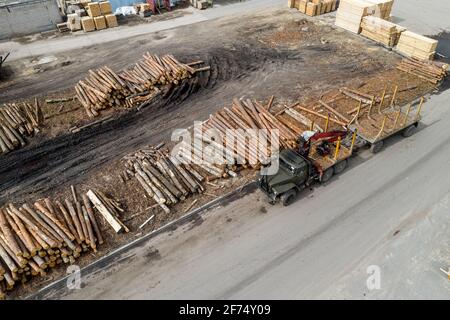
[0,0,63,40]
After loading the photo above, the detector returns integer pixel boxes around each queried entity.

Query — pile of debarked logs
[120,96,303,216]
[0,101,43,155]
[75,53,210,118]
[0,187,127,299]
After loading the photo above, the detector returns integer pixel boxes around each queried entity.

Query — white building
[0,0,63,40]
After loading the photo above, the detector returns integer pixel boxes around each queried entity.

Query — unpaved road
[31,0,450,300]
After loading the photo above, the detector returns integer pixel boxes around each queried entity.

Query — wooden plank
[86,190,123,233]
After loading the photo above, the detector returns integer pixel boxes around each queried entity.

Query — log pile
[75,53,205,118]
[177,138,239,180]
[360,15,405,47]
[204,98,298,160]
[121,98,302,213]
[397,58,448,84]
[0,101,44,155]
[122,146,208,214]
[0,187,124,298]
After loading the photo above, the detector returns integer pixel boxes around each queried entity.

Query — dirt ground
[0,8,442,298]
[0,10,406,201]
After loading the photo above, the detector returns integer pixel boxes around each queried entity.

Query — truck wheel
[280,190,297,206]
[320,167,334,183]
[402,124,416,137]
[333,159,348,175]
[370,141,384,154]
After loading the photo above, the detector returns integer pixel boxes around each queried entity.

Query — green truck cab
[258,149,319,206]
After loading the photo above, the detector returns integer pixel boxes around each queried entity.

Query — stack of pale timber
[396,31,438,60]
[0,187,126,298]
[75,53,208,118]
[360,15,406,47]
[0,101,44,155]
[335,0,378,34]
[365,0,393,20]
[291,0,338,16]
[396,58,448,84]
[122,146,208,214]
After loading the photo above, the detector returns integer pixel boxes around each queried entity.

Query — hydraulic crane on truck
[297,130,348,158]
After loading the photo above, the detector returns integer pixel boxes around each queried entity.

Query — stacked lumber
[0,186,125,298]
[56,22,70,33]
[335,0,377,34]
[0,101,44,155]
[122,146,208,214]
[397,58,448,84]
[81,17,96,32]
[396,31,438,60]
[365,0,393,20]
[360,15,406,47]
[105,14,118,28]
[75,53,204,118]
[293,0,337,16]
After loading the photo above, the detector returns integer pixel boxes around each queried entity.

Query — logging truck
[259,95,425,206]
[259,130,355,206]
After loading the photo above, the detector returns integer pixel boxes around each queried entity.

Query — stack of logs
[75,53,207,118]
[0,100,44,155]
[204,98,298,158]
[122,146,208,214]
[202,96,298,164]
[122,96,314,213]
[397,58,448,84]
[0,188,124,299]
[122,96,354,215]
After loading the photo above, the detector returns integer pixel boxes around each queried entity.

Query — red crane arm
[310,130,347,143]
